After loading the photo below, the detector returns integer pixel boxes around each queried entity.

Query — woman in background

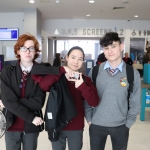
[53,53,61,67]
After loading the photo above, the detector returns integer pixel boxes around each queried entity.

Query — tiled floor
[1,94,150,150]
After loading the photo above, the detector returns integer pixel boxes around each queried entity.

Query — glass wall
[56,40,101,61]
[130,38,145,64]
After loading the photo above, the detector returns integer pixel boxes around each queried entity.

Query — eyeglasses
[20,46,35,52]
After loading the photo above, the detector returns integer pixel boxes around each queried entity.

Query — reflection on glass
[130,38,145,64]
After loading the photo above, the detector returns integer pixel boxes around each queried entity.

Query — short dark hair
[67,46,85,61]
[100,32,121,47]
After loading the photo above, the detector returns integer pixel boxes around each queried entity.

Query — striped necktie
[22,70,29,80]
[108,68,119,76]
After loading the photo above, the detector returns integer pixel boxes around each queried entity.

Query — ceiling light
[89,0,95,3]
[134,15,138,18]
[121,0,129,4]
[29,0,35,3]
[86,14,90,17]
[56,0,60,3]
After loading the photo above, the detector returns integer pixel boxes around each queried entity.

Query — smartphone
[74,73,79,80]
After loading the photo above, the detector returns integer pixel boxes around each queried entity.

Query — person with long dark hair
[53,53,61,67]
[31,46,99,150]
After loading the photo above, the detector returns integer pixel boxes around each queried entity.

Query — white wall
[42,19,150,63]
[48,39,54,65]
[42,19,127,37]
[0,13,24,54]
[0,10,42,62]
[42,19,150,38]
[1,14,150,63]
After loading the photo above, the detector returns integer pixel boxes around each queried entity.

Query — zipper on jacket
[53,129,56,139]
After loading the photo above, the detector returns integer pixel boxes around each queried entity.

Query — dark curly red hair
[14,33,41,61]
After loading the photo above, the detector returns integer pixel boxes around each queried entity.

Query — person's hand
[32,117,43,126]
[67,73,84,88]
[0,100,5,108]
[148,61,150,64]
[63,66,74,76]
[88,122,91,126]
[63,66,77,78]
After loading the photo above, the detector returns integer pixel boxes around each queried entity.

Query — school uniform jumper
[31,65,99,150]
[85,61,141,150]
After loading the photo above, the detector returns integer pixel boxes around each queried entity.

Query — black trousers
[5,131,39,150]
[89,124,129,150]
[52,130,83,150]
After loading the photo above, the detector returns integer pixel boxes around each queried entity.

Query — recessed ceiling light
[29,0,35,3]
[89,0,95,3]
[86,14,90,17]
[134,15,138,18]
[56,0,60,3]
[121,0,129,4]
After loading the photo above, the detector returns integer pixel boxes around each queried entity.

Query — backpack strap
[126,64,134,110]
[92,63,134,110]
[92,65,100,87]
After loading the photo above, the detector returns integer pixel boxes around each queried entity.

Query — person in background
[123,52,133,66]
[85,32,141,150]
[53,53,61,67]
[31,46,99,150]
[96,52,107,65]
[142,47,150,65]
[60,49,68,59]
[0,33,60,150]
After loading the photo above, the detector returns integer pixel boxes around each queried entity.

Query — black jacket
[45,74,77,141]
[123,57,133,66]
[96,53,107,64]
[45,74,77,129]
[53,58,61,67]
[31,63,60,75]
[1,62,48,133]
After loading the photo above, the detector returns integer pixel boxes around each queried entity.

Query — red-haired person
[0,33,61,150]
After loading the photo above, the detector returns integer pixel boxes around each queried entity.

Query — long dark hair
[67,46,85,61]
[55,53,60,59]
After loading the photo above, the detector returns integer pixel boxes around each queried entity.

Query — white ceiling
[0,0,150,20]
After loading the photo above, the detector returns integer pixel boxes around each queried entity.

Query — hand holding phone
[66,73,84,88]
[74,73,79,80]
